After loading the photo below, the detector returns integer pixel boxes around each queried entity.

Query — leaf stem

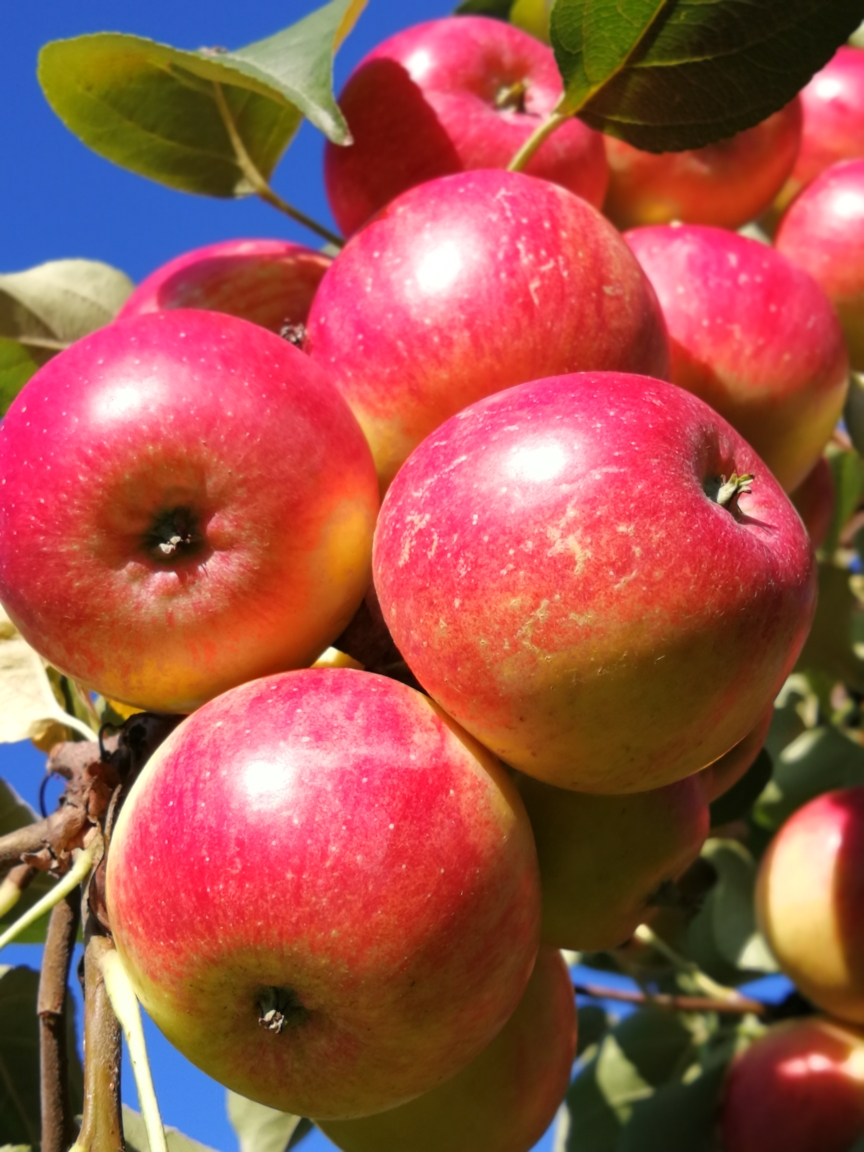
[634,924,749,1004]
[0,862,35,918]
[99,948,168,1152]
[211,82,344,248]
[0,840,96,952]
[507,108,571,173]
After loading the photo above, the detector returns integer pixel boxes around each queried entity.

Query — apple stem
[507,106,571,173]
[0,840,97,953]
[716,473,755,508]
[210,82,344,249]
[99,947,169,1152]
[494,80,528,113]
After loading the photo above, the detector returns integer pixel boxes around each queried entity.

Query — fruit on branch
[306,169,670,491]
[324,16,608,237]
[105,669,541,1120]
[775,158,864,370]
[624,224,849,491]
[721,1017,864,1152]
[0,310,379,713]
[774,46,864,215]
[790,455,836,549]
[757,786,864,1024]
[116,239,331,334]
[318,945,576,1152]
[602,100,802,231]
[373,371,816,793]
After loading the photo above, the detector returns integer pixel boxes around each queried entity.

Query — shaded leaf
[796,562,864,692]
[619,1061,727,1152]
[227,1092,308,1152]
[754,724,864,832]
[454,0,513,15]
[709,748,773,828]
[577,1004,610,1057]
[123,1106,220,1152]
[551,0,863,151]
[0,343,39,418]
[697,841,776,973]
[844,372,864,459]
[39,0,365,199]
[0,966,82,1146]
[0,779,57,945]
[824,444,864,556]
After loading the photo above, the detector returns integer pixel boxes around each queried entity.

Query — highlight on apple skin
[373,371,816,794]
[0,309,380,713]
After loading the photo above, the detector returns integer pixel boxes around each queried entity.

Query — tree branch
[574,982,767,1017]
[39,887,82,1152]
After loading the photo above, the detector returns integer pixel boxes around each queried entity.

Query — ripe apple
[602,99,802,231]
[116,238,331,333]
[373,371,816,793]
[324,16,608,237]
[0,310,379,713]
[722,1017,864,1152]
[757,786,864,1024]
[774,46,864,214]
[306,169,670,491]
[318,945,576,1152]
[105,669,541,1119]
[624,223,849,492]
[515,705,772,951]
[790,455,836,549]
[775,158,864,369]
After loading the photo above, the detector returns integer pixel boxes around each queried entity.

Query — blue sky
[0,3,565,1151]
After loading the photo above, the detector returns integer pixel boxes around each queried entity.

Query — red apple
[0,310,379,712]
[318,945,576,1152]
[624,223,849,491]
[722,1017,864,1152]
[775,158,864,369]
[757,786,864,1024]
[116,238,331,333]
[105,669,541,1119]
[306,169,670,491]
[790,455,836,549]
[324,16,608,238]
[373,371,816,793]
[602,99,802,231]
[775,47,864,213]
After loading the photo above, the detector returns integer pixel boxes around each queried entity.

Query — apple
[757,786,864,1024]
[722,1017,864,1152]
[115,238,331,334]
[373,371,816,793]
[306,169,671,491]
[105,668,541,1119]
[318,945,576,1152]
[774,46,864,215]
[323,16,608,237]
[0,310,379,713]
[515,705,772,951]
[602,99,802,231]
[775,158,864,369]
[624,223,849,492]
[509,0,554,44]
[790,455,836,549]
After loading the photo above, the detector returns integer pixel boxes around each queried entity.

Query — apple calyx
[280,321,307,348]
[146,507,202,562]
[704,472,755,513]
[494,80,529,114]
[257,985,309,1034]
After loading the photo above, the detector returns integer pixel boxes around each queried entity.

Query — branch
[574,982,767,1017]
[72,934,124,1152]
[0,821,51,867]
[0,840,97,952]
[39,887,82,1152]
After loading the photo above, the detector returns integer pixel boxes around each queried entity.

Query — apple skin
[790,455,836,550]
[105,668,541,1119]
[0,310,379,713]
[306,169,671,492]
[318,945,576,1152]
[775,47,864,214]
[757,786,864,1025]
[722,1017,864,1152]
[603,99,802,231]
[624,224,849,492]
[775,158,864,370]
[324,16,608,238]
[373,371,816,793]
[116,238,331,333]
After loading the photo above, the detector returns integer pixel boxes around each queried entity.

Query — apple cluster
[5,12,864,1152]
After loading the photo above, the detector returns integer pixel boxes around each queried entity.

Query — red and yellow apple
[373,371,816,793]
[0,310,379,712]
[105,669,541,1119]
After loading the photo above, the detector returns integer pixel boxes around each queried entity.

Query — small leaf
[454,0,513,16]
[551,0,864,151]
[796,562,864,693]
[0,343,39,417]
[754,724,864,831]
[699,840,776,973]
[618,1061,728,1152]
[122,1106,220,1152]
[709,748,773,828]
[38,0,366,199]
[824,444,864,556]
[226,1092,307,1152]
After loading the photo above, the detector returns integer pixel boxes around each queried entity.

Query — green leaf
[38,0,366,199]
[754,724,864,831]
[577,1004,610,1057]
[123,1106,221,1152]
[796,563,864,693]
[226,1092,309,1152]
[454,0,513,15]
[0,779,59,946]
[709,748,773,828]
[824,444,864,556]
[618,1061,727,1152]
[551,0,864,151]
[0,344,39,418]
[843,372,864,459]
[696,840,776,973]
[0,965,82,1146]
